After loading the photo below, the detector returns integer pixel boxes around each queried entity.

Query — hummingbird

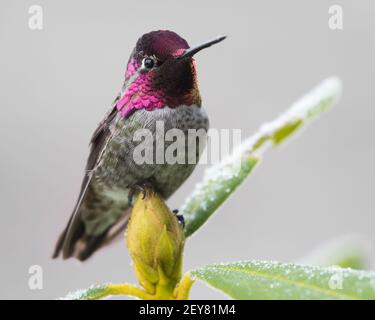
[53,30,226,261]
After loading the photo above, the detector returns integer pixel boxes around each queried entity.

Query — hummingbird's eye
[143,57,155,69]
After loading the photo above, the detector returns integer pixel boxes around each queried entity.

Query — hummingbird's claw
[127,190,135,207]
[128,182,157,206]
[128,185,145,207]
[173,209,185,228]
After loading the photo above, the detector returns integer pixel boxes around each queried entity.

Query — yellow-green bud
[126,187,185,297]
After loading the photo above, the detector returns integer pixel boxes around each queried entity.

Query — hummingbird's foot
[127,191,134,207]
[128,182,156,206]
[173,209,185,228]
[127,185,145,207]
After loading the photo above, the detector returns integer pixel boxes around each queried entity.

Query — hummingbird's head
[116,30,226,118]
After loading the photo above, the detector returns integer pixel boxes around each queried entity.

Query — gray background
[0,0,374,299]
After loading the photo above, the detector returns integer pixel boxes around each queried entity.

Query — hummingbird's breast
[94,105,209,198]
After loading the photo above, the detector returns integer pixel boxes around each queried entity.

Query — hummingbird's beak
[177,36,227,59]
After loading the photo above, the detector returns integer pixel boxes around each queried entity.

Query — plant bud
[126,187,185,296]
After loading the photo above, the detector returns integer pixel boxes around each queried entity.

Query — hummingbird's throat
[116,74,201,118]
[116,73,166,118]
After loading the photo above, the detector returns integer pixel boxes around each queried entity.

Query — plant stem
[174,273,195,300]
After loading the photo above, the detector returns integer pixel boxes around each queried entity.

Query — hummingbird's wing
[53,102,131,261]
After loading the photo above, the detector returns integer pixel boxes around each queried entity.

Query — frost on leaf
[61,284,108,300]
[191,260,375,300]
[182,77,342,237]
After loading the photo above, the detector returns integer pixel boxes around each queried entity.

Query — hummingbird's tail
[53,208,131,261]
[52,181,131,261]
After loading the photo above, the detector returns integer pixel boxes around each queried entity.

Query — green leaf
[61,284,109,300]
[272,119,303,145]
[191,260,375,300]
[182,156,259,237]
[181,77,342,237]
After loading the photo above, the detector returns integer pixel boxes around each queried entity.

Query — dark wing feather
[53,106,119,260]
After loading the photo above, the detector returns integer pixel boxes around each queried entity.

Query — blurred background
[0,0,374,299]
